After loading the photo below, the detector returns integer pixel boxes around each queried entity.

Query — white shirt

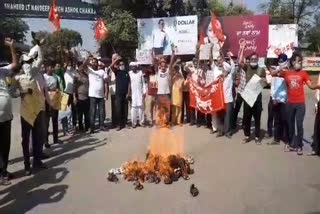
[157,68,171,95]
[223,62,235,103]
[88,67,107,98]
[64,68,78,94]
[44,73,59,91]
[153,29,167,48]
[129,70,146,107]
[0,65,13,122]
[108,69,116,95]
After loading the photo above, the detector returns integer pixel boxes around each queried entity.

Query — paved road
[1,89,320,214]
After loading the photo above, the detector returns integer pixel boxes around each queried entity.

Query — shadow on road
[0,134,107,213]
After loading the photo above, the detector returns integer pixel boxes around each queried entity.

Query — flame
[123,128,193,184]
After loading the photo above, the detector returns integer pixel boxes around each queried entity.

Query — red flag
[48,0,61,31]
[211,12,225,43]
[189,79,225,114]
[95,19,108,41]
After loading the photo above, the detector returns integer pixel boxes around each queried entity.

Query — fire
[122,128,194,186]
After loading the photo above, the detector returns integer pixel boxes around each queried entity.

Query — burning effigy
[107,128,195,191]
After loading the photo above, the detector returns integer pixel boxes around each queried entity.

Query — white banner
[241,74,263,107]
[136,49,153,65]
[267,24,298,58]
[137,15,198,61]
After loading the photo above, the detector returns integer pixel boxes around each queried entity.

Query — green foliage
[0,17,29,61]
[306,14,320,53]
[99,5,138,59]
[34,29,83,63]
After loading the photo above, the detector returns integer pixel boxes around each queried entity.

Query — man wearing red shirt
[279,54,320,155]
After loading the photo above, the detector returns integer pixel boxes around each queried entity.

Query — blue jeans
[287,103,305,148]
[89,97,105,131]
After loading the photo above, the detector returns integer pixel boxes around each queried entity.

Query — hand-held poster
[137,16,198,62]
[203,15,269,57]
[267,24,298,58]
[241,74,263,107]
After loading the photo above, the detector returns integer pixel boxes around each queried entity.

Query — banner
[267,24,298,58]
[241,74,263,107]
[137,16,198,60]
[189,79,225,114]
[200,15,269,58]
[0,0,97,20]
[136,49,153,65]
[303,57,320,71]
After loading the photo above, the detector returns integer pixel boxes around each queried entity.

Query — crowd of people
[1,36,320,187]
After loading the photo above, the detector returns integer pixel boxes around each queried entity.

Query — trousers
[78,98,90,131]
[116,94,128,127]
[243,94,262,138]
[46,106,59,144]
[21,111,46,169]
[0,120,11,175]
[171,105,182,125]
[287,103,305,148]
[181,91,190,123]
[131,106,145,125]
[232,93,244,129]
[89,97,105,130]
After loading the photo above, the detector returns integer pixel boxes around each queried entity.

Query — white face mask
[278,61,289,69]
[294,63,302,71]
[250,62,258,68]
[22,63,32,75]
[67,66,72,70]
[119,65,125,71]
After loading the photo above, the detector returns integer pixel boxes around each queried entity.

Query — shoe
[265,133,272,139]
[0,177,11,186]
[307,151,318,156]
[216,132,224,138]
[225,133,232,139]
[267,140,280,145]
[89,129,95,134]
[41,153,50,160]
[44,143,51,149]
[33,162,48,170]
[140,124,145,128]
[25,169,32,176]
[54,140,63,145]
[190,122,195,126]
[116,126,121,131]
[210,130,217,135]
[242,137,250,144]
[2,171,13,180]
[100,127,108,132]
[132,124,137,129]
[196,124,201,128]
[297,147,303,156]
[255,137,262,145]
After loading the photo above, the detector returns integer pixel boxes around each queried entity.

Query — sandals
[297,148,303,156]
[307,151,317,156]
[242,137,250,144]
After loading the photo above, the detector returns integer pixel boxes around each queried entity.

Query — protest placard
[137,15,198,60]
[200,15,269,57]
[267,24,298,58]
[271,77,287,103]
[241,74,263,107]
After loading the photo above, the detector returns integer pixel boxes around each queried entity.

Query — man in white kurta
[129,62,146,127]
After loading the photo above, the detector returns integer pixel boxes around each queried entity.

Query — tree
[0,17,29,62]
[306,14,320,53]
[99,5,138,59]
[34,29,83,63]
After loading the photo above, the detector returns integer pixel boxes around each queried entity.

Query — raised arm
[4,38,18,71]
[168,45,176,73]
[238,42,246,69]
[306,80,320,90]
[32,45,43,70]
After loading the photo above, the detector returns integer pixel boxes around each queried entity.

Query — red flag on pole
[48,0,61,31]
[211,12,225,43]
[95,19,108,41]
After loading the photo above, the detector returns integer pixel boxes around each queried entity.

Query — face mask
[294,63,302,71]
[67,66,72,70]
[278,61,288,69]
[250,62,258,68]
[22,63,32,75]
[119,65,125,71]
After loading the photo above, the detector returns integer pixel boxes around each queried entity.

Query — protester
[267,54,289,145]
[14,42,48,176]
[74,63,90,132]
[44,62,63,148]
[145,66,157,127]
[273,53,320,155]
[64,61,78,130]
[153,46,175,127]
[107,55,118,128]
[0,38,18,185]
[181,64,191,124]
[84,57,108,133]
[240,48,267,144]
[310,73,320,156]
[171,63,186,126]
[111,57,130,131]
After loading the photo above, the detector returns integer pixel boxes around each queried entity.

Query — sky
[246,0,266,13]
